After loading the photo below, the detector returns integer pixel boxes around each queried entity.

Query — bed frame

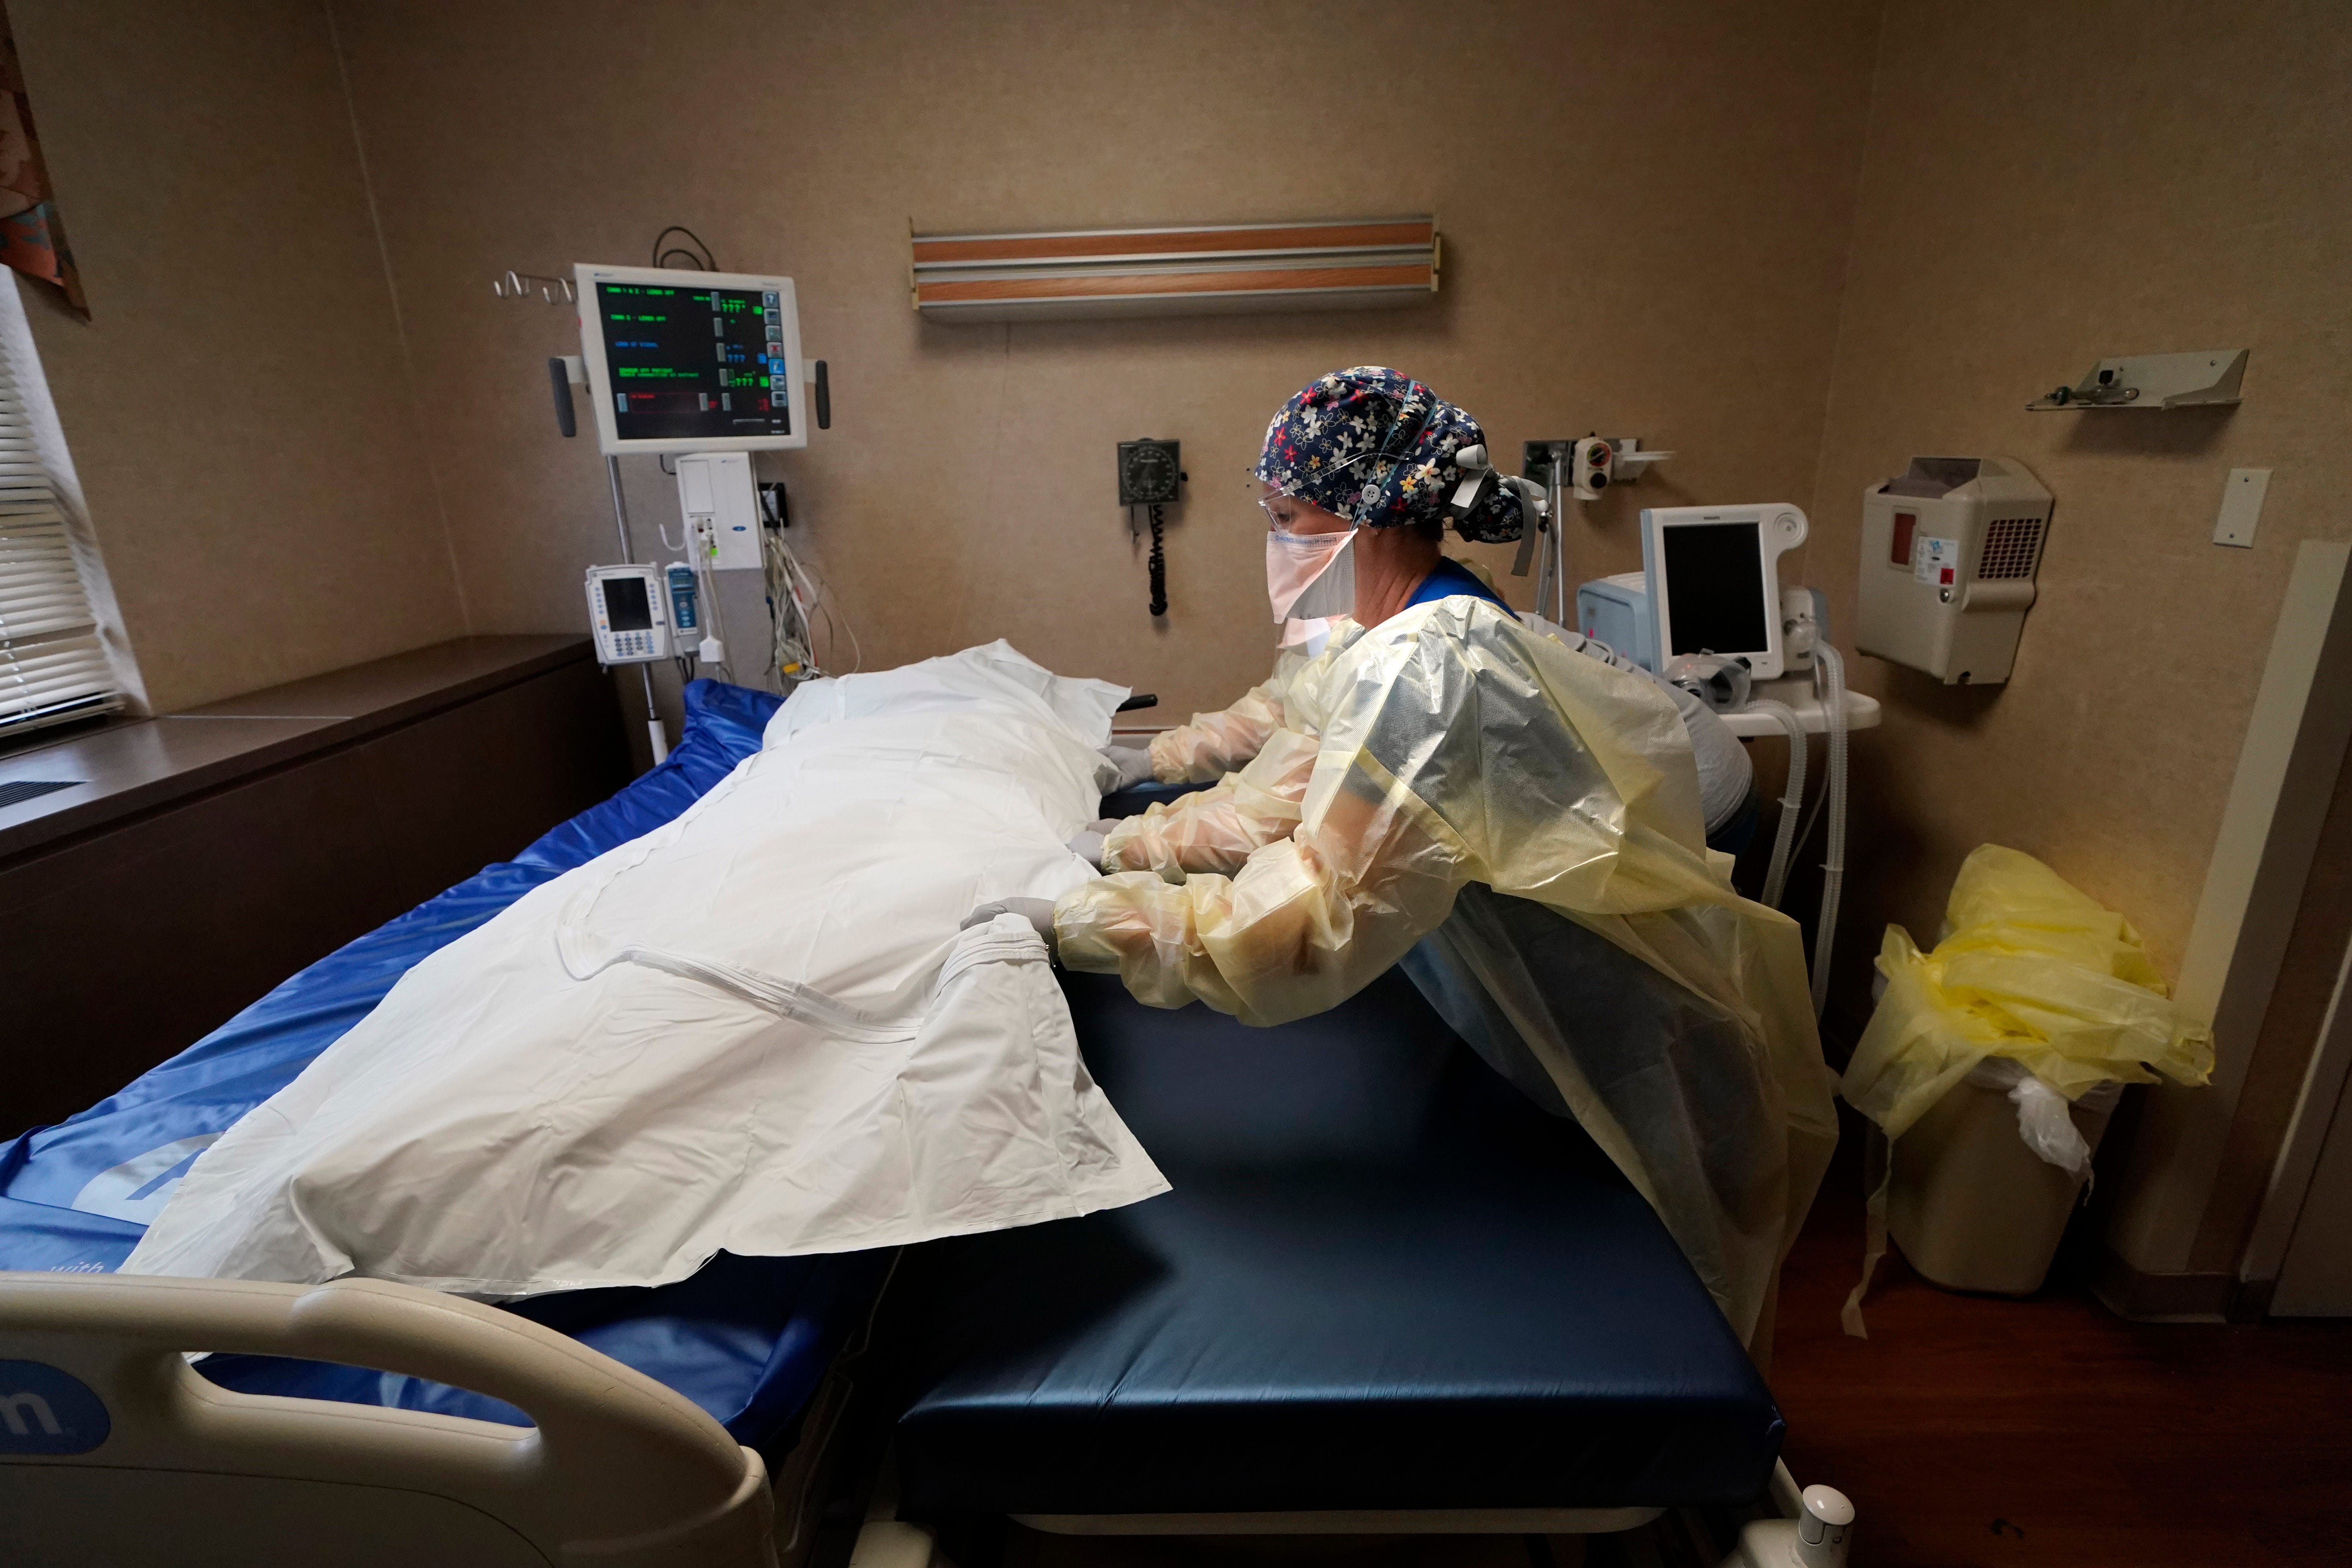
[846,1460,1844,1567]
[2,1269,1853,1568]
[0,1271,778,1567]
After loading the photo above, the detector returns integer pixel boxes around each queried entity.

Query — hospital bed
[0,679,1829,1566]
[0,680,892,1564]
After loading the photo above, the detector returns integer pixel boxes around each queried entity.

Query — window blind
[0,330,118,737]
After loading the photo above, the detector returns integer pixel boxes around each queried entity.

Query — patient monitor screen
[601,575,653,632]
[1662,523,1770,655]
[595,281,791,442]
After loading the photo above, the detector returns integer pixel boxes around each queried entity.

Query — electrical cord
[823,597,862,673]
[763,512,812,686]
[678,523,734,686]
[760,490,860,685]
[651,225,717,271]
[1147,502,1168,617]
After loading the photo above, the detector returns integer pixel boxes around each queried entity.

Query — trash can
[1838,844,2213,1331]
[1886,1058,2124,1296]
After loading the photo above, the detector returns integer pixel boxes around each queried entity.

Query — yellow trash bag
[1837,845,2211,1333]
[1842,845,2212,1135]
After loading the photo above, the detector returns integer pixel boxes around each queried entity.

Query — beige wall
[20,0,2350,1284]
[1802,0,2352,996]
[1802,0,2352,1278]
[10,0,463,713]
[328,0,1881,743]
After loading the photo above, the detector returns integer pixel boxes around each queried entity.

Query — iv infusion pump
[585,564,673,665]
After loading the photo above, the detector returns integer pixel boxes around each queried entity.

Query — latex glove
[1096,744,1155,793]
[1063,818,1122,870]
[960,897,1058,948]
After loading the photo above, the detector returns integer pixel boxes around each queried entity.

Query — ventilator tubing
[1809,642,1847,1020]
[1746,698,1807,911]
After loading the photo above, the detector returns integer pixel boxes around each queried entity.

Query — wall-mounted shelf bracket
[2029,348,2246,410]
[1606,437,1674,482]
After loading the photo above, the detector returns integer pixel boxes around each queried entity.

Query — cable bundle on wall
[760,480,858,686]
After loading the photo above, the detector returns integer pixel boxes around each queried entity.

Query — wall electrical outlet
[2214,468,2271,549]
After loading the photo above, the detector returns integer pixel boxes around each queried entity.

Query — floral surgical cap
[1253,366,1524,543]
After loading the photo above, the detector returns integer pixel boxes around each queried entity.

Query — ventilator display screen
[1662,523,1769,655]
[601,575,653,632]
[595,281,791,442]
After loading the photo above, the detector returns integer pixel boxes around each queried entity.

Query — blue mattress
[889,960,1786,1515]
[0,679,891,1443]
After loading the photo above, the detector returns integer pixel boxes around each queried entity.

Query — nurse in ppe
[1048,367,1838,1342]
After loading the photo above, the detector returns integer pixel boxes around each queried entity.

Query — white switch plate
[2214,468,2270,548]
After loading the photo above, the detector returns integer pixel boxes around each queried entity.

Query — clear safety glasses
[1257,493,1313,531]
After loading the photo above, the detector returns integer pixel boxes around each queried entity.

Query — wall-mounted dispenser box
[1857,456,2053,686]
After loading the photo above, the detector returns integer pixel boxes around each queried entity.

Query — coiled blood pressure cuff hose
[1147,504,1168,618]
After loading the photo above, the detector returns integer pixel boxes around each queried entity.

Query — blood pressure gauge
[1117,439,1183,506]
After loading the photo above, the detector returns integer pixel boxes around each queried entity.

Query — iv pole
[1530,441,1569,624]
[506,269,671,771]
[1547,440,1568,623]
[605,455,669,766]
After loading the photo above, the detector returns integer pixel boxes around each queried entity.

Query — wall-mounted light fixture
[910,216,1439,323]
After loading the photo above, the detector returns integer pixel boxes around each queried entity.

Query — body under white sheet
[124,643,1168,1298]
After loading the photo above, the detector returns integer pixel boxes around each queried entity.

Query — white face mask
[1266,527,1357,623]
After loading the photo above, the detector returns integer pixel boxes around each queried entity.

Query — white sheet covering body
[124,644,1169,1299]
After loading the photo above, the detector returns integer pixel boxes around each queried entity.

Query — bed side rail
[0,1270,774,1567]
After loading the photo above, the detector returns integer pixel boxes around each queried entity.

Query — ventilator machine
[1574,502,1866,1018]
[1564,460,2050,1007]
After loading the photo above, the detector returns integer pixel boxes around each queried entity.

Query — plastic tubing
[690,517,730,675]
[1810,642,1849,1019]
[1747,699,1808,909]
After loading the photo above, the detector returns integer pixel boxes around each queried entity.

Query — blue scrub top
[1408,556,1517,617]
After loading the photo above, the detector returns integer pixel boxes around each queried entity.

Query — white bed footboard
[0,1271,776,1568]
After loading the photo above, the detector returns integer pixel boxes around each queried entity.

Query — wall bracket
[2029,348,2247,410]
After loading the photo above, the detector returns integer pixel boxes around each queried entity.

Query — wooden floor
[1771,1125,2352,1567]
